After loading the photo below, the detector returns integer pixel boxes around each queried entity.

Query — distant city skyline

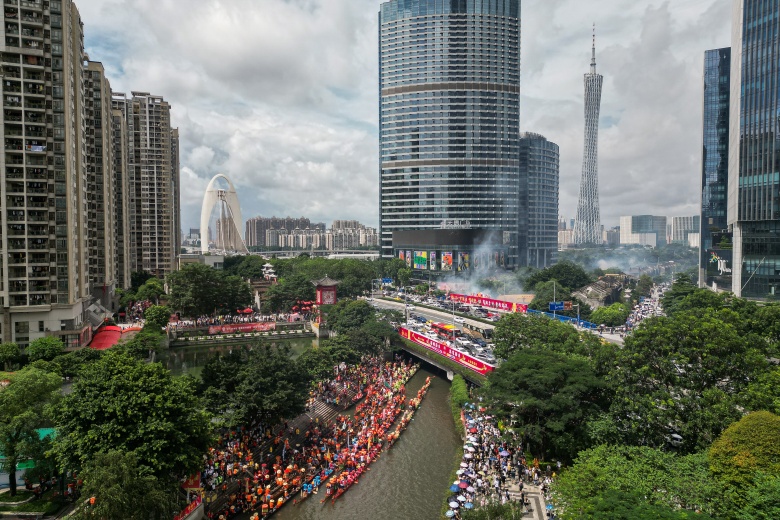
[74,0,731,231]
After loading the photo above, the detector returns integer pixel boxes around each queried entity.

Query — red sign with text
[449,293,528,313]
[400,327,495,376]
[208,322,276,335]
[174,496,202,520]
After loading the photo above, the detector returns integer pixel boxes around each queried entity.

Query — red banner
[174,496,202,520]
[449,293,528,313]
[400,327,495,376]
[181,473,200,490]
[207,322,276,335]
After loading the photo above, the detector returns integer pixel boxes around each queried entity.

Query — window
[38,321,44,332]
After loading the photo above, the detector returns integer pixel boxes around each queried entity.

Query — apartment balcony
[20,12,43,26]
[9,281,27,293]
[24,83,44,96]
[28,238,48,250]
[7,224,26,236]
[2,67,21,78]
[9,253,26,265]
[29,294,49,306]
[24,99,45,110]
[9,267,26,279]
[10,295,28,307]
[24,142,46,152]
[4,109,23,121]
[7,238,25,249]
[2,80,22,93]
[7,211,25,223]
[6,181,25,194]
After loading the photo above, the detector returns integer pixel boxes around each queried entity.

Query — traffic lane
[372,299,494,331]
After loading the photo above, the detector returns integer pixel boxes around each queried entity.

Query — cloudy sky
[75,0,731,232]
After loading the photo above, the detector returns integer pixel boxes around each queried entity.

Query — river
[162,343,461,520]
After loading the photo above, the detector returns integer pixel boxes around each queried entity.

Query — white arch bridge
[200,174,249,254]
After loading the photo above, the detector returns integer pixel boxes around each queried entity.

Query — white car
[406,304,416,309]
[454,316,465,324]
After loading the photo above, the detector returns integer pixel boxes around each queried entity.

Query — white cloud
[75,0,731,232]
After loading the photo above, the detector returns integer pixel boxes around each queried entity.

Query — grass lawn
[0,489,33,502]
[0,488,66,514]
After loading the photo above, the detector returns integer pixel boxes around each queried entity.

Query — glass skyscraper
[518,133,559,269]
[700,48,731,291]
[729,1,780,298]
[378,0,521,268]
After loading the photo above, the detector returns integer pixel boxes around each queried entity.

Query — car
[454,316,465,324]
[473,338,487,347]
[476,352,497,364]
[406,304,416,309]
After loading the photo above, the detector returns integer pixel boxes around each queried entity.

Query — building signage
[413,251,428,270]
[399,327,494,376]
[450,293,528,313]
[208,322,276,335]
[429,251,437,271]
[441,252,453,271]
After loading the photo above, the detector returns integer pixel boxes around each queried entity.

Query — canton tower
[574,28,604,245]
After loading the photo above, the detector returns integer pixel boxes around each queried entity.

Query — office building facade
[518,133,559,268]
[379,0,521,268]
[729,1,780,298]
[700,48,732,290]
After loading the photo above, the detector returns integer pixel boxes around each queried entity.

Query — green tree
[143,304,171,330]
[53,350,212,480]
[26,336,65,362]
[0,341,20,370]
[634,274,654,298]
[231,346,311,426]
[526,261,594,291]
[742,473,780,520]
[492,313,613,375]
[609,309,771,452]
[552,445,715,517]
[0,367,61,496]
[482,349,608,461]
[263,274,315,313]
[119,329,165,360]
[130,271,154,291]
[590,303,630,327]
[660,274,698,316]
[70,450,180,520]
[167,263,252,316]
[709,411,780,492]
[563,489,715,520]
[529,281,591,319]
[398,267,412,288]
[327,299,374,333]
[135,278,165,303]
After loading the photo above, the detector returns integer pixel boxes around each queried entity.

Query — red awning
[89,325,122,350]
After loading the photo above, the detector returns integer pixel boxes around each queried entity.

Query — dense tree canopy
[53,350,212,480]
[528,281,592,319]
[492,313,614,375]
[166,263,253,317]
[0,367,61,496]
[0,341,20,370]
[26,336,65,362]
[589,302,630,327]
[199,345,311,427]
[525,261,594,292]
[143,304,171,329]
[608,308,772,452]
[482,349,608,461]
[552,445,715,517]
[71,450,180,520]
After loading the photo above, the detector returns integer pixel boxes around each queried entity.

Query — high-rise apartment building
[245,216,323,248]
[728,1,780,298]
[0,0,95,347]
[518,133,559,269]
[574,32,604,245]
[84,61,117,309]
[111,92,180,277]
[700,48,732,290]
[379,0,521,268]
[670,216,701,244]
[619,215,667,247]
[111,103,130,289]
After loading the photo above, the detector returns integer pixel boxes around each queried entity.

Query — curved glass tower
[379,0,521,267]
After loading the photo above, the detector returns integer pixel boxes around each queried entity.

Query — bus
[430,322,457,341]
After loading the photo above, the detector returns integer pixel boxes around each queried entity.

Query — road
[371,298,491,333]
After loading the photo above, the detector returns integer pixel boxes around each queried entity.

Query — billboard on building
[398,250,405,262]
[406,251,412,267]
[458,252,470,271]
[413,251,428,270]
[441,252,453,271]
[430,251,437,271]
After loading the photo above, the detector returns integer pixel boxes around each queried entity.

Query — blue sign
[382,278,393,284]
[549,302,564,312]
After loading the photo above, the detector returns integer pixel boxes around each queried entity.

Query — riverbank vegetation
[480,275,780,518]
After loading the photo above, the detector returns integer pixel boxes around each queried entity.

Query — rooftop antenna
[591,23,597,73]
